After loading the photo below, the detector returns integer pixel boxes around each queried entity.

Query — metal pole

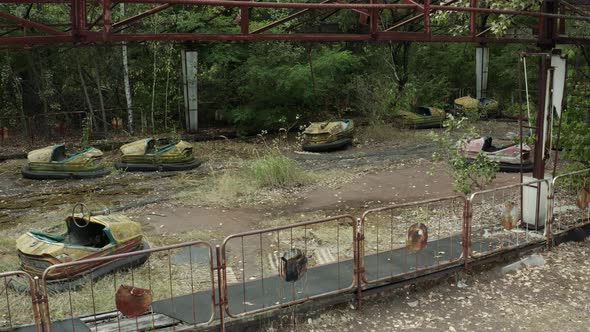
[215,245,225,332]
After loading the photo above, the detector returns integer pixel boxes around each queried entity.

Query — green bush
[248,153,310,188]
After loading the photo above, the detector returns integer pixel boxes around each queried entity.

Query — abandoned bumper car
[453,96,499,118]
[115,138,201,172]
[395,106,446,129]
[302,119,354,152]
[21,144,110,180]
[461,137,533,172]
[16,212,149,291]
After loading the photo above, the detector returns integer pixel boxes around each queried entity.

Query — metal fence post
[462,198,472,271]
[355,217,363,310]
[546,180,554,249]
[215,245,225,332]
[32,276,49,332]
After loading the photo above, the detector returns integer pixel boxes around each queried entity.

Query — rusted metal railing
[39,240,216,332]
[360,196,466,284]
[0,270,44,331]
[10,169,590,331]
[220,215,358,318]
[549,168,590,238]
[467,179,550,257]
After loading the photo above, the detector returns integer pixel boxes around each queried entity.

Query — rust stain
[406,223,428,252]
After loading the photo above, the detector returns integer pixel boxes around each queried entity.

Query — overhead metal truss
[0,0,589,47]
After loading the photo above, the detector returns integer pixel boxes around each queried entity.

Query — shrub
[248,153,310,188]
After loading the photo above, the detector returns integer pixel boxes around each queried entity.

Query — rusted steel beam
[0,11,67,35]
[0,31,549,45]
[240,0,249,34]
[112,4,172,29]
[424,0,430,35]
[103,0,111,33]
[122,0,418,10]
[251,1,329,34]
[469,0,476,37]
[401,0,423,13]
[334,0,368,17]
[369,0,377,35]
[430,3,590,20]
[384,0,460,32]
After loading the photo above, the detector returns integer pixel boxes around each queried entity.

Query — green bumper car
[302,119,354,152]
[395,106,446,129]
[115,138,201,172]
[22,144,110,180]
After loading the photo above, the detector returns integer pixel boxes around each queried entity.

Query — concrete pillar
[182,50,198,133]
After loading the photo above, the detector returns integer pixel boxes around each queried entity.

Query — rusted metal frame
[0,11,68,35]
[103,0,111,33]
[70,0,87,39]
[0,271,43,331]
[215,245,226,332]
[360,195,466,285]
[429,4,590,20]
[333,0,368,17]
[462,198,472,270]
[383,0,460,32]
[354,217,363,309]
[40,241,217,331]
[0,31,551,44]
[469,0,476,37]
[401,0,423,13]
[122,0,417,9]
[251,1,329,34]
[369,0,377,35]
[549,168,590,238]
[112,4,172,30]
[423,0,430,35]
[467,179,551,258]
[220,215,357,319]
[240,0,249,34]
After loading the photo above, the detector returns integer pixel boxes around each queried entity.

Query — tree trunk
[77,58,96,131]
[121,3,134,134]
[93,55,107,133]
[150,43,158,133]
[164,66,170,130]
[12,74,29,141]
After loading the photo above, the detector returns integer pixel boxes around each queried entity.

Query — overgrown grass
[249,153,310,188]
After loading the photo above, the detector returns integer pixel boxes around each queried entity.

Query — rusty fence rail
[7,169,590,331]
[0,270,43,331]
[467,179,551,258]
[360,196,467,285]
[37,240,216,332]
[549,168,590,237]
[220,215,358,320]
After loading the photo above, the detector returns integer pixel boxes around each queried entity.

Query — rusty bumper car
[15,210,149,292]
[453,96,499,118]
[461,137,533,172]
[21,144,110,180]
[395,106,446,129]
[115,138,201,172]
[302,119,354,152]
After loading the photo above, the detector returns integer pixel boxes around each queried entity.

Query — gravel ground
[265,238,590,332]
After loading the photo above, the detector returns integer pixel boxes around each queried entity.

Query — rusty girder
[0,0,588,46]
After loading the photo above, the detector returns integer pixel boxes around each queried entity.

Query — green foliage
[558,162,590,192]
[430,115,498,194]
[561,84,590,164]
